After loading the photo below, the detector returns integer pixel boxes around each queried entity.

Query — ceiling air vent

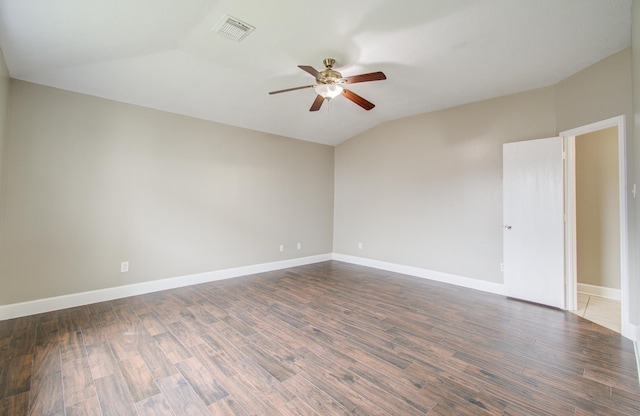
[213,14,255,42]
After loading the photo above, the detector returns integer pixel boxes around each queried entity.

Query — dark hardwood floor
[0,261,639,415]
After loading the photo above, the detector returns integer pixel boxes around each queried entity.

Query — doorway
[561,115,629,338]
[573,126,621,332]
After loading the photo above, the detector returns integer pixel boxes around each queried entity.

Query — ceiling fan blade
[309,94,324,111]
[298,65,320,78]
[269,85,315,95]
[342,88,375,110]
[343,71,387,84]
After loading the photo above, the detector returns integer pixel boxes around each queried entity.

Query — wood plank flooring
[1,260,639,415]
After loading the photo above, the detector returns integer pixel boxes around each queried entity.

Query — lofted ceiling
[0,0,632,146]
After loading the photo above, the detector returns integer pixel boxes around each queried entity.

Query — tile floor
[572,293,621,333]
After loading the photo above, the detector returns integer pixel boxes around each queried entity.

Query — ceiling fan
[269,58,386,111]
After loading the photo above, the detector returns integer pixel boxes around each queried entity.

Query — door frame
[560,115,630,339]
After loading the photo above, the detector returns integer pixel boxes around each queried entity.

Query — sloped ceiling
[0,0,631,145]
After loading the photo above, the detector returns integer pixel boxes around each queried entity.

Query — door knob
[504,225,512,230]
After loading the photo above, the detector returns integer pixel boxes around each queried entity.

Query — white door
[503,137,565,308]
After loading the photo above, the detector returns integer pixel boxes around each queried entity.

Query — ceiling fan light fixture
[315,83,343,99]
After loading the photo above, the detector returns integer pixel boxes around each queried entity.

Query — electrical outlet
[279,245,284,252]
[297,242,301,250]
[121,261,129,273]
[358,242,363,249]
[500,262,504,272]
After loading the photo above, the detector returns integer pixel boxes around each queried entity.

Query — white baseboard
[1,252,632,347]
[577,283,621,301]
[0,254,333,321]
[634,330,640,385]
[630,323,640,344]
[331,253,506,296]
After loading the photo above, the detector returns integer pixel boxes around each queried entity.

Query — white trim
[565,135,578,311]
[577,283,621,301]
[560,115,631,340]
[332,253,506,296]
[0,254,332,320]
[634,337,640,385]
[560,116,626,137]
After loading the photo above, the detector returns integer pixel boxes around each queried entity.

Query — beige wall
[0,49,10,210]
[576,127,620,289]
[335,47,636,324]
[555,49,632,134]
[0,81,334,305]
[334,87,556,283]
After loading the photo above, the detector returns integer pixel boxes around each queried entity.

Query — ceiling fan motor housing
[318,69,342,84]
[318,59,342,84]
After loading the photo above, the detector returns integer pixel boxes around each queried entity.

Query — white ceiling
[0,0,631,146]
